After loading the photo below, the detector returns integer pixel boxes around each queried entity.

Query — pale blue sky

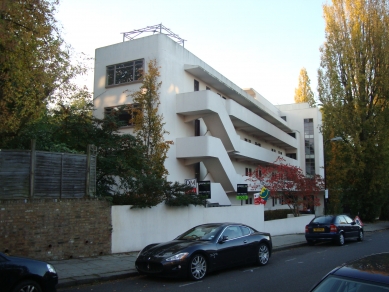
[56,0,326,105]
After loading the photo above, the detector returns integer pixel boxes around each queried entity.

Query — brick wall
[0,199,111,260]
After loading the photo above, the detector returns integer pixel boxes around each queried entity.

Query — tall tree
[0,0,85,146]
[249,157,324,217]
[294,67,315,106]
[131,59,173,179]
[318,0,389,221]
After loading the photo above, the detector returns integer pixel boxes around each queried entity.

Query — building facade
[93,34,324,213]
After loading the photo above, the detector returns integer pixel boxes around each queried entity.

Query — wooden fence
[0,144,96,199]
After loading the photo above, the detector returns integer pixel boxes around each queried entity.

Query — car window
[222,226,243,240]
[343,215,353,224]
[240,226,251,236]
[338,216,347,224]
[312,216,333,224]
[178,225,221,241]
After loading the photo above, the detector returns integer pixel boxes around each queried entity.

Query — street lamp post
[323,136,343,215]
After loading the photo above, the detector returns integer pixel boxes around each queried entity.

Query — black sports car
[135,222,272,280]
[305,215,363,246]
[0,252,58,292]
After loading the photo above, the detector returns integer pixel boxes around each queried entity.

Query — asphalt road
[59,230,389,292]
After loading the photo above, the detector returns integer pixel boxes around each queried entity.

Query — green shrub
[264,209,292,221]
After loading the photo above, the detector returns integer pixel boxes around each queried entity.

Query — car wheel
[307,240,315,246]
[188,254,207,281]
[357,230,364,241]
[337,233,345,246]
[257,243,270,266]
[12,280,42,292]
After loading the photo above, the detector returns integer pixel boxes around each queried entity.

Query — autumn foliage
[249,157,324,217]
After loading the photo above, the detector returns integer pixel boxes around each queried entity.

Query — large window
[304,118,315,175]
[104,104,139,127]
[106,59,144,86]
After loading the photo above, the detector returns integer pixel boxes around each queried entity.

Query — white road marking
[243,267,259,272]
[179,281,203,287]
[285,258,296,262]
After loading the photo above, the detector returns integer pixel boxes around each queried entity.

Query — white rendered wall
[111,204,313,253]
[111,204,265,253]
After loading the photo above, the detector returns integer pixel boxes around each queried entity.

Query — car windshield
[311,275,389,292]
[177,225,222,241]
[312,216,333,224]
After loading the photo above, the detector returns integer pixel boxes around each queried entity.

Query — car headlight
[166,252,189,262]
[47,264,56,274]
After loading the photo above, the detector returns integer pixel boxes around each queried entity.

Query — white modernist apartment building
[93,33,325,214]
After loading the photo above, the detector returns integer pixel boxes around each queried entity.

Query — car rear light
[305,225,309,233]
[330,224,337,233]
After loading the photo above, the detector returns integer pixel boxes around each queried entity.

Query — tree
[249,157,324,217]
[0,0,86,147]
[131,59,173,179]
[294,67,315,107]
[318,0,389,221]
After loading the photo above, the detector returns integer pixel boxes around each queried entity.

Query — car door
[338,215,353,238]
[344,215,359,238]
[215,225,245,267]
[239,225,257,263]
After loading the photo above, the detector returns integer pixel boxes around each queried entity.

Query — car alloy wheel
[257,243,270,266]
[189,254,207,280]
[357,230,364,241]
[338,233,345,246]
[12,280,42,292]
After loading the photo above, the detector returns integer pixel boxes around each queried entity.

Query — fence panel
[0,149,95,199]
[0,151,30,199]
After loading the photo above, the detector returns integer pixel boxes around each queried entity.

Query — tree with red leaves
[249,157,324,217]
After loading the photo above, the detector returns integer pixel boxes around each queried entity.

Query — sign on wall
[237,184,248,200]
[198,181,211,199]
[185,178,197,194]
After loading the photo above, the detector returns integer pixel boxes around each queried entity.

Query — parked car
[305,215,363,246]
[309,252,389,291]
[135,222,272,280]
[0,252,58,292]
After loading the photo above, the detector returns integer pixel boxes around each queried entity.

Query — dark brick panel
[0,199,111,260]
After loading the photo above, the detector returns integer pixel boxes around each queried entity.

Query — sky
[56,0,327,105]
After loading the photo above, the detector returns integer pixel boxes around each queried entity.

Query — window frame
[106,59,144,87]
[104,104,139,127]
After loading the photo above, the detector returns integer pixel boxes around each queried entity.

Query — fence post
[29,139,36,199]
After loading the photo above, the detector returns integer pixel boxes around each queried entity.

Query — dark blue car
[305,215,363,246]
[309,252,389,291]
[0,252,58,292]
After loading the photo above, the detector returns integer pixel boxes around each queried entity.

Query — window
[194,80,199,91]
[104,104,139,127]
[288,132,296,138]
[286,153,297,159]
[206,86,211,90]
[281,116,287,121]
[255,142,261,147]
[106,59,143,86]
[222,226,242,240]
[304,118,315,175]
[245,168,252,176]
[245,198,253,205]
[222,96,226,100]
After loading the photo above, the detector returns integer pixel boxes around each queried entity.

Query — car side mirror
[218,236,228,243]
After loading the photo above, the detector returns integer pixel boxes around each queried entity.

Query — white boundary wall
[263,215,314,236]
[111,204,314,253]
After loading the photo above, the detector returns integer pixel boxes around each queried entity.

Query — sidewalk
[52,221,389,289]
